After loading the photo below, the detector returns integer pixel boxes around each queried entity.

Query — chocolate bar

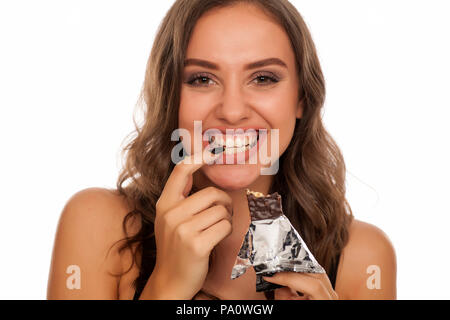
[246,190,283,221]
[230,189,326,292]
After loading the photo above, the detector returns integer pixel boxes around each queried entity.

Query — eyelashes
[185,73,216,87]
[184,71,280,87]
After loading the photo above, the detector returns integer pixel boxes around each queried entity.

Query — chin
[201,164,261,191]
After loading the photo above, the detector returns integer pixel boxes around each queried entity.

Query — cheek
[251,91,298,155]
[178,88,212,151]
[178,89,195,129]
[178,87,218,154]
[277,120,296,156]
[179,87,218,125]
[264,116,296,161]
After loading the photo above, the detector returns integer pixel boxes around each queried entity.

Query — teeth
[215,135,224,146]
[224,145,250,155]
[226,137,234,147]
[235,136,243,147]
[248,134,258,147]
[207,132,259,149]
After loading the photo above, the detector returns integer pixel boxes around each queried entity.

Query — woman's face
[179,3,302,191]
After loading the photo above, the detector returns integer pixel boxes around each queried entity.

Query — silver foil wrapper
[230,190,326,292]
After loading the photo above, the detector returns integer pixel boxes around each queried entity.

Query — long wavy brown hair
[111,0,354,298]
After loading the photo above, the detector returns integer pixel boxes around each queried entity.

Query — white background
[0,0,449,299]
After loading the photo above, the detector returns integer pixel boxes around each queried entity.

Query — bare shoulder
[335,219,397,300]
[346,219,396,255]
[47,187,140,299]
[60,187,136,226]
[55,187,140,252]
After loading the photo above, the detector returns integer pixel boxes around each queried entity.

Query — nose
[214,81,251,124]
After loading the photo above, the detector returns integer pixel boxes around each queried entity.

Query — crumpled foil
[230,190,326,292]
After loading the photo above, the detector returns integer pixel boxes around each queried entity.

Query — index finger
[157,147,220,213]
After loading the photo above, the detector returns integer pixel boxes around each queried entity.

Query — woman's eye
[252,74,279,86]
[186,75,216,87]
[185,72,279,87]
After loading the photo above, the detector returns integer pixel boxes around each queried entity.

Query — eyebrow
[184,57,288,70]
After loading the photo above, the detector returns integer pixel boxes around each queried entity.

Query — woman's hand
[142,151,233,300]
[263,272,339,300]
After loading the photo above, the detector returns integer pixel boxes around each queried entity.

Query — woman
[47,0,396,300]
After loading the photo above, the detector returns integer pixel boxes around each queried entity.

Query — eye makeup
[183,71,282,87]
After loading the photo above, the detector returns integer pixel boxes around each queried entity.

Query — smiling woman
[47,0,396,300]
